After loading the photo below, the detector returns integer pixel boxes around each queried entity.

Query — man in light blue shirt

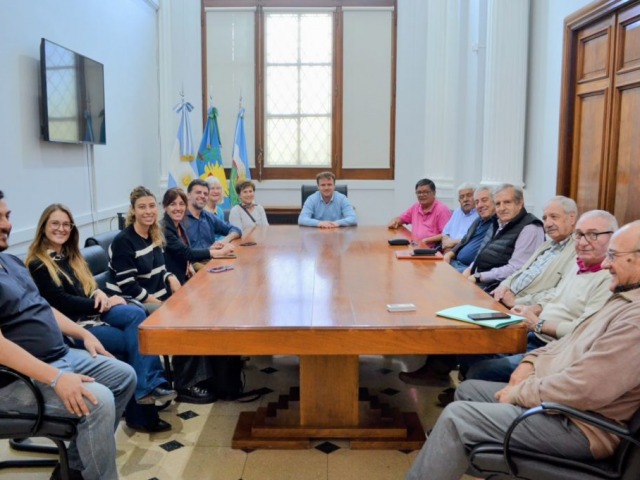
[441,182,479,252]
[298,172,357,228]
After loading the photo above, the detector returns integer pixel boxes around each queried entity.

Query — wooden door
[557,0,640,225]
[571,16,615,213]
[607,3,640,223]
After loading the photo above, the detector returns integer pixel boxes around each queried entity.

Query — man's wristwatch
[474,272,482,282]
[534,319,546,334]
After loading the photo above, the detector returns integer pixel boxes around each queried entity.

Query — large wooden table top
[139,225,525,357]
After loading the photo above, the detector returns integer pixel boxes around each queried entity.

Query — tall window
[265,12,333,168]
[203,1,396,180]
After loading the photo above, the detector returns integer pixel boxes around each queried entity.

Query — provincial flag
[196,106,228,204]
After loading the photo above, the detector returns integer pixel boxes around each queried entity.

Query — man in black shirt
[0,190,136,480]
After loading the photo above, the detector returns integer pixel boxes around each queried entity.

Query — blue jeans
[89,304,167,400]
[1,348,136,480]
[465,332,547,382]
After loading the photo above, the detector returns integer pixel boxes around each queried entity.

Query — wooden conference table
[139,226,526,450]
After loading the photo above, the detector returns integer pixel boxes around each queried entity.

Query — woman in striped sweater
[108,186,218,404]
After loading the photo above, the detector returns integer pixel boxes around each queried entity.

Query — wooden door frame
[556,0,637,199]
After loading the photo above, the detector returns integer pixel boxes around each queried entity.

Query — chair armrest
[540,402,636,439]
[503,402,640,476]
[0,366,46,435]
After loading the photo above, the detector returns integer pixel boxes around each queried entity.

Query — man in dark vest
[463,183,544,292]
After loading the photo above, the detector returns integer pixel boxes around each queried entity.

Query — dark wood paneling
[573,92,608,211]
[557,0,640,226]
[611,86,640,223]
[578,23,612,82]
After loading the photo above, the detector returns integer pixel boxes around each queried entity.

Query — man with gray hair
[464,183,544,292]
[492,195,578,308]
[440,183,479,253]
[463,209,617,383]
[443,186,496,273]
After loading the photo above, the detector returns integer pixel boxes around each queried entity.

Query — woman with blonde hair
[27,202,176,433]
[204,176,226,221]
[107,186,180,304]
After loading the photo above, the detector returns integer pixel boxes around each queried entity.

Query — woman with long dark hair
[162,187,234,284]
[26,202,175,433]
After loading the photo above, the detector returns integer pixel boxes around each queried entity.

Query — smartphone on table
[467,312,511,321]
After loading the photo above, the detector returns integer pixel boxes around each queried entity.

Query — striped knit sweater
[106,225,172,302]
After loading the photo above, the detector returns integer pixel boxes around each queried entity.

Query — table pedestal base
[231,407,426,450]
[231,387,426,450]
[232,355,426,450]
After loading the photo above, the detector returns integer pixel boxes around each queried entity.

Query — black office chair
[0,367,78,479]
[84,230,120,253]
[467,402,640,480]
[301,184,348,206]
[81,245,111,290]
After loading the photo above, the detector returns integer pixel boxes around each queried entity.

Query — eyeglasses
[571,231,613,242]
[49,221,74,231]
[416,190,434,197]
[605,249,640,261]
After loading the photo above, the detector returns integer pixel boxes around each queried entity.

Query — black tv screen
[40,38,106,145]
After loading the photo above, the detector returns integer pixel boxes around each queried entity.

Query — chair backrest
[84,230,120,253]
[80,245,111,290]
[301,184,348,206]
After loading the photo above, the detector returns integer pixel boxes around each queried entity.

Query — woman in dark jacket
[161,188,243,401]
[162,188,234,282]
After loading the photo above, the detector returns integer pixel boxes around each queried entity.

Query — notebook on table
[436,305,523,329]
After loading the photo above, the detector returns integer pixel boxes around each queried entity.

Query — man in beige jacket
[406,220,640,480]
[492,195,578,308]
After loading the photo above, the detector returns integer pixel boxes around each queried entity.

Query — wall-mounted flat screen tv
[40,38,106,145]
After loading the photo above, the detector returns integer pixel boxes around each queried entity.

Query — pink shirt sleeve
[398,204,417,224]
[434,204,452,233]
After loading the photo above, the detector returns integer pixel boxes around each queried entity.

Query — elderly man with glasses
[406,218,640,480]
[462,209,618,384]
[388,178,452,248]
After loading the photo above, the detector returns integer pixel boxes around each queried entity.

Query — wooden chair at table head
[301,184,348,206]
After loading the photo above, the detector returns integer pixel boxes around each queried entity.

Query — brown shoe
[399,365,450,387]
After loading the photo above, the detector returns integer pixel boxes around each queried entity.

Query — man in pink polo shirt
[388,178,452,247]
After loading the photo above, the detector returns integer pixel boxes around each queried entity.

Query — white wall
[1,0,595,252]
[1,0,160,253]
[524,0,593,214]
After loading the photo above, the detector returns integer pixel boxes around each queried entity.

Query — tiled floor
[1,355,476,479]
